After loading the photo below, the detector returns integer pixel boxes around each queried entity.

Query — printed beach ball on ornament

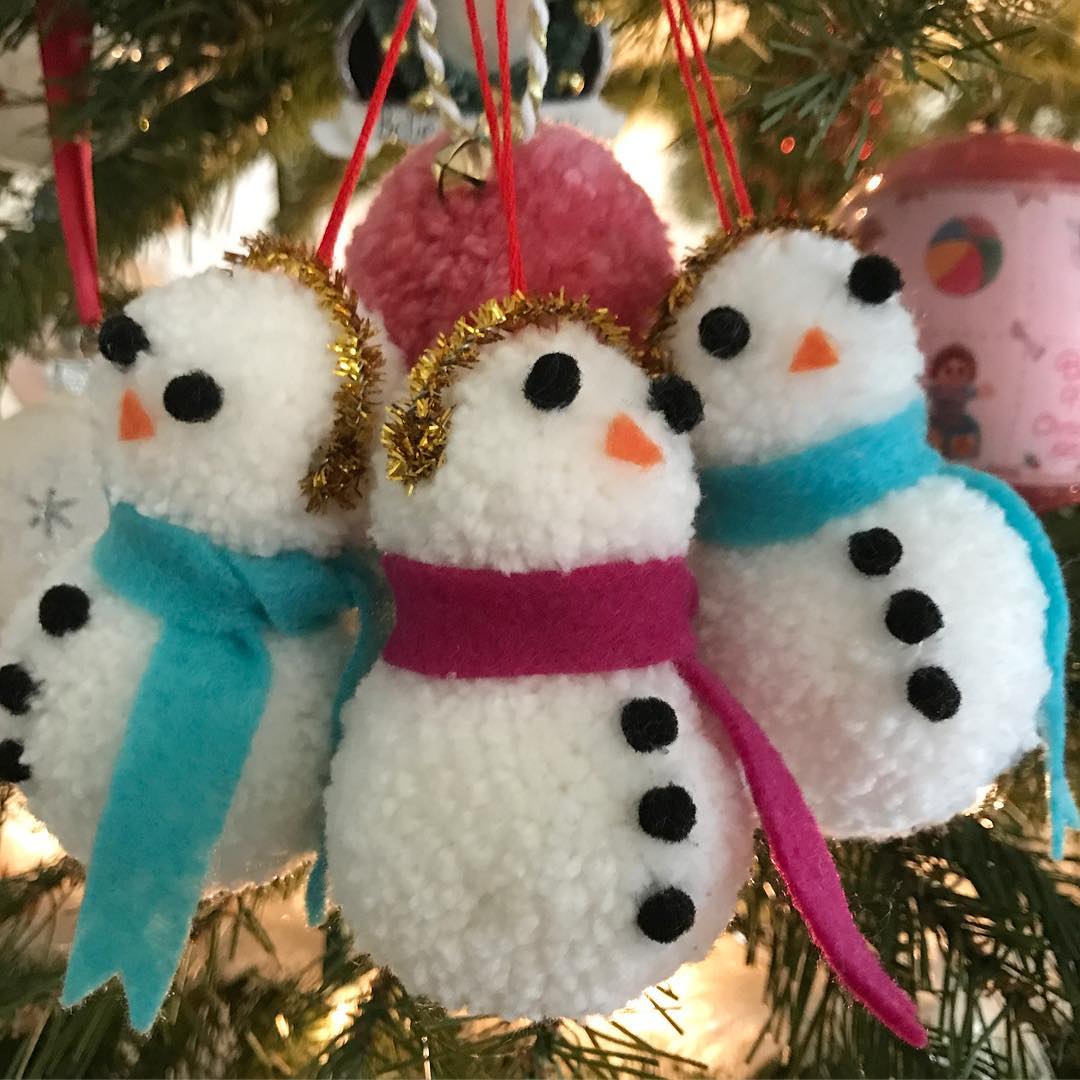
[836,130,1080,510]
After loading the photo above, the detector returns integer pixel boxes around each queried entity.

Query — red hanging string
[462,0,502,164]
[658,0,732,232]
[317,0,419,266]
[35,0,101,327]
[674,0,753,220]
[493,0,526,293]
[463,0,527,295]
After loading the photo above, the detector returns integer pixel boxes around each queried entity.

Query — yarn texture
[345,124,675,365]
[328,315,924,1044]
[0,260,385,1028]
[662,223,1074,846]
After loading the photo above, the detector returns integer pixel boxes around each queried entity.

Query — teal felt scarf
[696,401,938,548]
[695,398,1079,858]
[62,503,385,1031]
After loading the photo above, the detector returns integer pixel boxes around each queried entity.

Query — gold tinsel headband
[383,291,645,491]
[226,234,383,512]
[645,215,854,369]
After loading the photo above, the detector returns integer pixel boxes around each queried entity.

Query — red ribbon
[36,0,101,327]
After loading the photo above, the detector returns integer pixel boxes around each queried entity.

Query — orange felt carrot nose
[605,413,663,469]
[119,388,155,442]
[790,327,839,373]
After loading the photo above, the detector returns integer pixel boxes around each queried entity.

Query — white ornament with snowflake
[0,397,107,622]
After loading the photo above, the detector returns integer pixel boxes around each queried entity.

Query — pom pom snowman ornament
[326,293,926,1046]
[650,218,1080,854]
[0,237,386,1030]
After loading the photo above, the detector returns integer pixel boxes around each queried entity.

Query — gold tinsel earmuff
[382,291,648,492]
[226,234,383,512]
[645,215,855,370]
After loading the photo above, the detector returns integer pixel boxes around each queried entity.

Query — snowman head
[373,295,703,572]
[88,237,383,557]
[650,221,924,465]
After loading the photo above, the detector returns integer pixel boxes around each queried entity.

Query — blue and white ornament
[0,237,387,1029]
[650,220,1079,854]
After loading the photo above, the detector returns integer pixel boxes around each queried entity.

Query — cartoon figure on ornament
[0,238,387,1030]
[924,343,991,460]
[325,294,925,1047]
[650,218,1079,857]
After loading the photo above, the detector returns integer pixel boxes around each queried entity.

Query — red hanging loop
[493,0,526,293]
[658,0,733,232]
[462,0,503,165]
[35,0,101,327]
[317,0,419,266]
[673,0,753,220]
[463,0,527,294]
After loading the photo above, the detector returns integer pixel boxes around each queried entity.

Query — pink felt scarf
[381,554,698,678]
[380,553,927,1049]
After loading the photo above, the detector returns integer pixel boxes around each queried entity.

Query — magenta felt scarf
[382,554,698,678]
[380,554,926,1049]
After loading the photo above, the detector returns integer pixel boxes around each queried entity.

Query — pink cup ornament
[836,130,1080,511]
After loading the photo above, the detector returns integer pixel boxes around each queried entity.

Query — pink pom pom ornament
[345,123,675,365]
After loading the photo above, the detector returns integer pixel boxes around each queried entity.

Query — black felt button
[848,254,903,304]
[163,371,224,423]
[698,306,750,360]
[621,698,678,752]
[648,374,703,434]
[98,314,149,369]
[885,589,943,645]
[0,739,30,783]
[848,528,902,576]
[523,352,581,411]
[638,785,697,842]
[907,666,961,722]
[38,585,91,637]
[0,664,37,716]
[637,887,696,943]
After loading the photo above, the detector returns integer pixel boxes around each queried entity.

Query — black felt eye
[649,374,703,434]
[163,371,224,423]
[698,306,750,360]
[98,314,149,370]
[848,254,903,305]
[524,352,581,411]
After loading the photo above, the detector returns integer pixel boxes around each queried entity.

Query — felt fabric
[379,551,926,1047]
[63,503,364,1031]
[696,401,937,548]
[380,554,698,678]
[941,463,1080,858]
[676,655,927,1049]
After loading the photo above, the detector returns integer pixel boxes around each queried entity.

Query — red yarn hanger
[674,0,753,220]
[463,0,527,294]
[659,0,754,231]
[317,0,420,265]
[659,0,732,232]
[36,0,102,327]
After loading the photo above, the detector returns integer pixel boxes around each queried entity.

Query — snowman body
[656,223,1060,841]
[0,259,373,884]
[328,313,756,1018]
[693,472,1047,839]
[328,658,750,1019]
[0,541,349,884]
